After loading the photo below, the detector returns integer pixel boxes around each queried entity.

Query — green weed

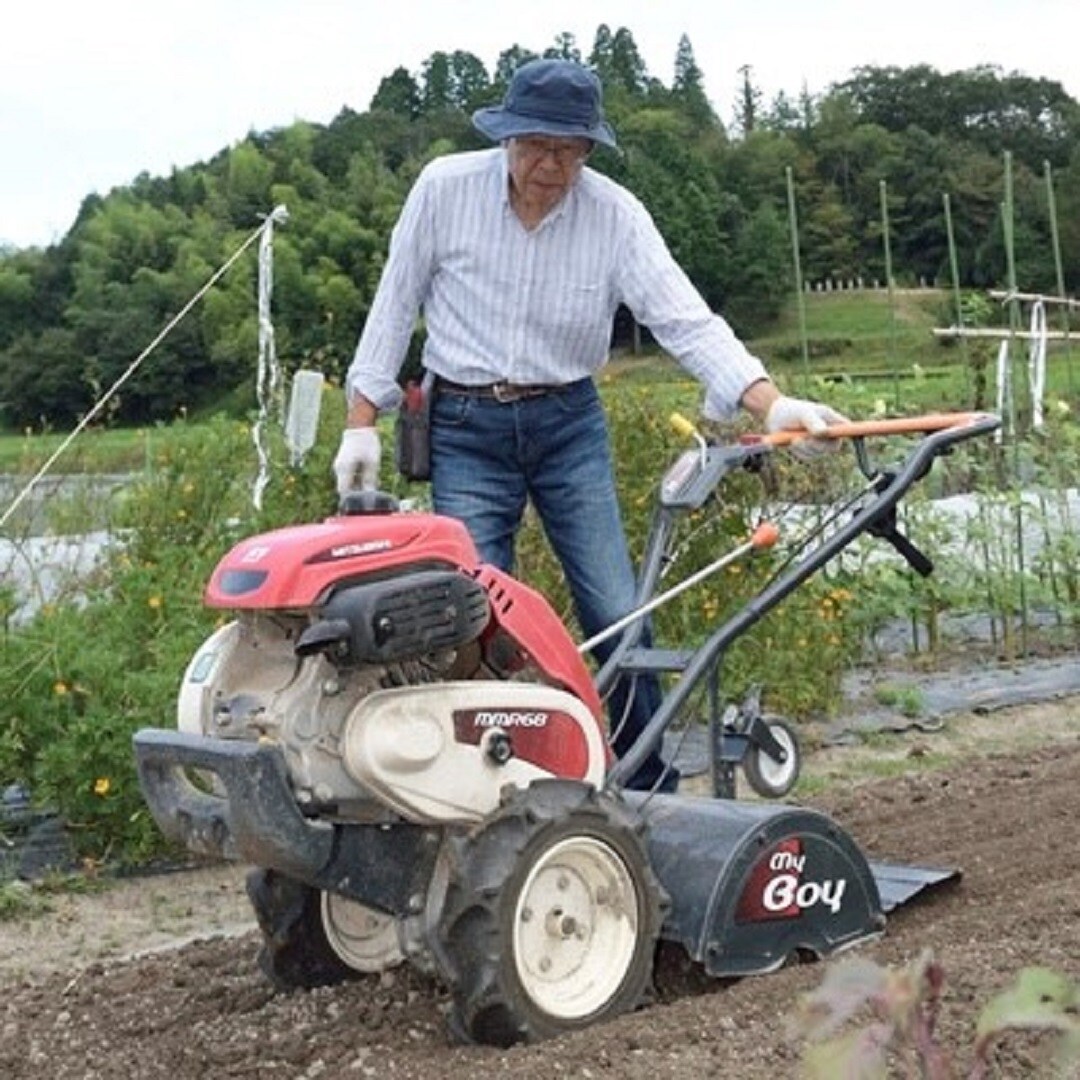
[797,951,1080,1078]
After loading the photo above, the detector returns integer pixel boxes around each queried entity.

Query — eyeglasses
[512,137,592,165]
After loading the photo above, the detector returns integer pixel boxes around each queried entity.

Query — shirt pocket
[537,279,607,332]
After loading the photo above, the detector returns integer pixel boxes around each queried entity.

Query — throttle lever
[866,472,935,577]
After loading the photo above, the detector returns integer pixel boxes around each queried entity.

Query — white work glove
[765,395,848,461]
[333,427,382,495]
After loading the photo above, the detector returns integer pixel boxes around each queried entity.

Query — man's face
[506,136,592,213]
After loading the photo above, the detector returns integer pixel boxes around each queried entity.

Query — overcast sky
[4,0,1077,249]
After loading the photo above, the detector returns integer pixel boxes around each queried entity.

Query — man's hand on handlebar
[764,395,849,461]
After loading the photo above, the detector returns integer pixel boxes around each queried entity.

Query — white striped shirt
[346,148,767,419]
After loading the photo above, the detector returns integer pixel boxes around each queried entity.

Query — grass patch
[0,426,161,475]
[873,683,926,718]
[0,879,53,920]
[799,740,953,791]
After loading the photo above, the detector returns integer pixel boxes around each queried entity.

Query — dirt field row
[3,697,1079,1078]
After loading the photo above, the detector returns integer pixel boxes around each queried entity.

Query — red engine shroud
[204,510,604,721]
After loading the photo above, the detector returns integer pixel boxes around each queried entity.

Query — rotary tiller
[134,409,999,1046]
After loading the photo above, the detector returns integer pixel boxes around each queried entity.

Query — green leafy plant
[0,407,345,866]
[795,950,1080,1079]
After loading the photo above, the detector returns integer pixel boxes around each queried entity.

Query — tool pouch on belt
[394,371,433,481]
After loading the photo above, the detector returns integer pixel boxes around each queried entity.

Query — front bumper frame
[134,729,335,878]
[133,729,440,915]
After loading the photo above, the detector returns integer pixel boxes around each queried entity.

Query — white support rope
[1028,300,1047,430]
[251,205,289,510]
[994,338,1011,444]
[0,212,285,533]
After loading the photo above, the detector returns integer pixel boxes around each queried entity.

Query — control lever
[866,472,934,577]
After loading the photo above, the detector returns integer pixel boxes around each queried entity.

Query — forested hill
[1,25,1078,429]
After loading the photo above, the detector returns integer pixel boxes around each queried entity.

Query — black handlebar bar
[604,411,1000,789]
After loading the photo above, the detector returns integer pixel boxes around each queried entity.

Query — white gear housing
[343,682,607,823]
[176,618,607,827]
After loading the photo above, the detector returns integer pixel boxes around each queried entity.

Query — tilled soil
[3,699,1079,1079]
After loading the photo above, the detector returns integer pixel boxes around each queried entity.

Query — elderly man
[335,58,843,790]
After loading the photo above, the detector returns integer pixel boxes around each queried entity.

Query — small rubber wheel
[435,780,666,1047]
[742,717,801,798]
[246,868,357,990]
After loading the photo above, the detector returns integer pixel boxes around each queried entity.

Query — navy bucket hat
[472,59,618,149]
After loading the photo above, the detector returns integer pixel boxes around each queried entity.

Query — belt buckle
[492,380,525,403]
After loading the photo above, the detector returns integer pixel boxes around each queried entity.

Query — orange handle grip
[743,411,997,448]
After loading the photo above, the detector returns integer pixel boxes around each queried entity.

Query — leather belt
[437,377,562,403]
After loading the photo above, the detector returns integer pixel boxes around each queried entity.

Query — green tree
[544,32,581,63]
[420,52,454,114]
[718,128,801,209]
[494,45,539,88]
[837,64,1080,172]
[734,64,763,137]
[588,24,615,82]
[370,66,421,118]
[618,109,726,306]
[725,200,792,333]
[0,257,35,350]
[0,327,82,427]
[224,140,275,227]
[449,50,491,109]
[608,27,650,96]
[672,34,716,131]
[2,35,1079,432]
[800,184,860,283]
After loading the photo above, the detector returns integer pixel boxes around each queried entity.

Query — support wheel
[436,780,666,1047]
[321,890,405,973]
[742,717,801,798]
[246,868,379,989]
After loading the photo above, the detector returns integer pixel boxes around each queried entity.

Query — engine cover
[296,570,490,667]
[342,682,607,823]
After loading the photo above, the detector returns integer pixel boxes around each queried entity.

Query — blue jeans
[430,378,676,791]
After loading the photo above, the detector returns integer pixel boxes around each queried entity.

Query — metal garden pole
[785,166,811,394]
[879,179,899,405]
[1044,160,1073,394]
[1002,151,1029,657]
[943,192,972,404]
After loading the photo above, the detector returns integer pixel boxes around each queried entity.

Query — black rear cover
[626,794,885,977]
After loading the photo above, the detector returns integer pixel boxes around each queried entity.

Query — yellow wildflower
[93,777,111,797]
[53,680,69,696]
[148,595,163,610]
